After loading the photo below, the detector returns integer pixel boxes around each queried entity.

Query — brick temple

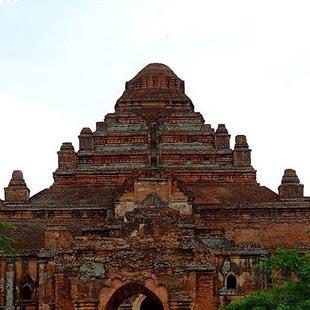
[0,63,309,310]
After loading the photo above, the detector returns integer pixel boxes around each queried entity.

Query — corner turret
[215,124,230,149]
[4,170,30,203]
[57,142,77,170]
[278,169,304,199]
[233,135,251,167]
[79,128,94,151]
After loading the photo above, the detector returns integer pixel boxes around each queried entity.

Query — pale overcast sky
[0,0,309,197]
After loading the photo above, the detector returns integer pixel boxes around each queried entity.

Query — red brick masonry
[0,64,309,310]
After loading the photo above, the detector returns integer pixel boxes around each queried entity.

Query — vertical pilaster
[0,262,5,307]
[5,262,14,310]
[55,273,74,310]
[38,261,47,310]
[193,272,215,310]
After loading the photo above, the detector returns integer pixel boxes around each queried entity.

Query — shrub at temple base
[224,247,310,310]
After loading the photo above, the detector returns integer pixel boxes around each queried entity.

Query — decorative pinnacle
[235,135,248,148]
[8,170,27,187]
[281,169,300,184]
[216,124,228,134]
[60,142,75,151]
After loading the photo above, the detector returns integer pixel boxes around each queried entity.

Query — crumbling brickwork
[0,63,309,310]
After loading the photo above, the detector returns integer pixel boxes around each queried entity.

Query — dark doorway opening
[140,296,163,310]
[21,285,32,300]
[227,274,236,290]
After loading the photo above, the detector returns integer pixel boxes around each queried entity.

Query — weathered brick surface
[0,63,309,309]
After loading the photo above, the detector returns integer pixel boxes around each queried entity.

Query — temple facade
[0,63,309,310]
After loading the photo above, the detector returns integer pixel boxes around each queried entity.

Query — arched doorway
[105,283,164,310]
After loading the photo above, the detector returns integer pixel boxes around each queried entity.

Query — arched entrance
[105,283,164,310]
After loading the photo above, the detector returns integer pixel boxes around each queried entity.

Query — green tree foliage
[224,247,310,310]
[0,221,17,256]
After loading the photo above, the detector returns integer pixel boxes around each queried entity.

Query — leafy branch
[0,222,18,256]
